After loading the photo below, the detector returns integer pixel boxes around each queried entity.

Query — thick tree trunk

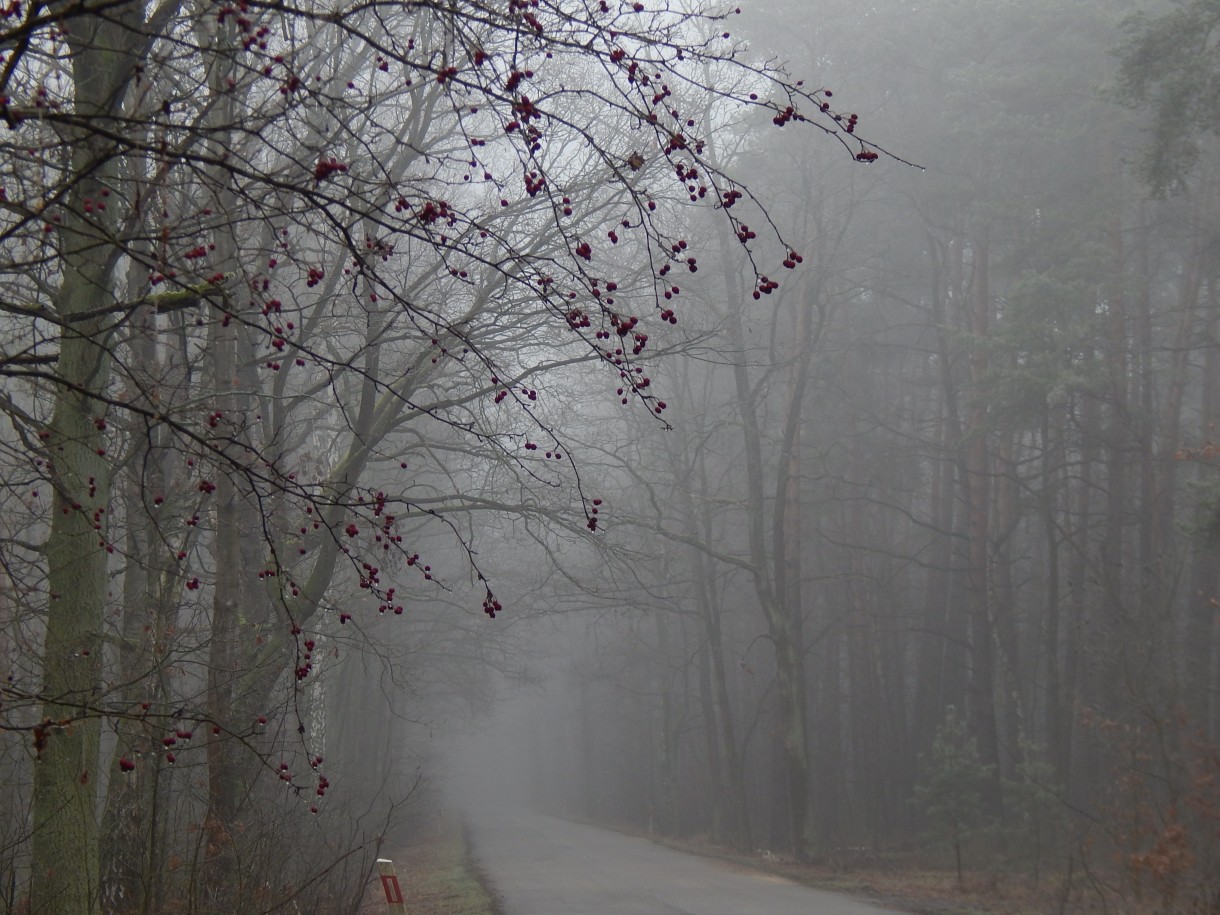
[30,10,145,912]
[31,335,111,915]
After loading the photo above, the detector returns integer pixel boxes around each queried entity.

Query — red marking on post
[381,874,403,904]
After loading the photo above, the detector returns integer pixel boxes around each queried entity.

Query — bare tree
[0,0,880,910]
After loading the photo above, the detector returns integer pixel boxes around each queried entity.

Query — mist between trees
[0,0,1217,912]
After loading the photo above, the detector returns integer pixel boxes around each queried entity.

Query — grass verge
[363,810,499,915]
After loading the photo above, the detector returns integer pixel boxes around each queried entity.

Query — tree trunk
[992,433,1024,786]
[1041,403,1071,784]
[99,294,181,915]
[915,231,967,759]
[30,9,146,911]
[713,219,814,859]
[1184,277,1219,735]
[961,226,1002,817]
[771,368,810,860]
[692,480,751,848]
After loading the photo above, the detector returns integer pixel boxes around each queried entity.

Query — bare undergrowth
[360,811,498,915]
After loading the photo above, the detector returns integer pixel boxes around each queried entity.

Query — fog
[441,0,1220,904]
[2,0,1219,911]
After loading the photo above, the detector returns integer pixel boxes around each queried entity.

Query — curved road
[467,809,906,915]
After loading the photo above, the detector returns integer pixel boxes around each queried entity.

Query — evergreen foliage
[914,708,995,886]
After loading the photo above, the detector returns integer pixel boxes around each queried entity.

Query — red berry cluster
[753,276,780,299]
[413,199,456,226]
[524,170,545,196]
[773,105,801,127]
[482,591,502,618]
[313,158,348,183]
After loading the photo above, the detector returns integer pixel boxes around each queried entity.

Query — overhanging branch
[0,274,231,327]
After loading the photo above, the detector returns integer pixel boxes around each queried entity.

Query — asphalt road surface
[467,809,906,915]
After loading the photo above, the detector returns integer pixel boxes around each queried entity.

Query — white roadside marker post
[377,858,406,914]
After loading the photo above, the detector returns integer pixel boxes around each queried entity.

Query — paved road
[466,809,906,915]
